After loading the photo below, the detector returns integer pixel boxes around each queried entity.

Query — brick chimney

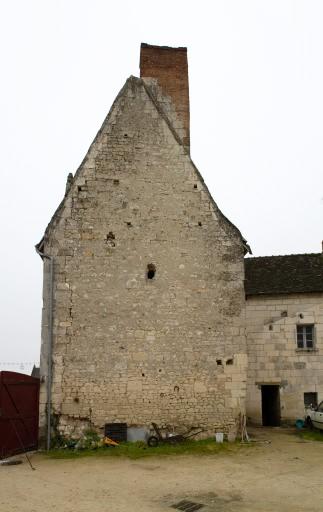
[140,43,190,151]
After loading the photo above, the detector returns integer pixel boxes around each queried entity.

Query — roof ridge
[246,253,322,260]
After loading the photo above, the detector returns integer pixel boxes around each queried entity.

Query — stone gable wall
[246,293,323,424]
[39,78,246,439]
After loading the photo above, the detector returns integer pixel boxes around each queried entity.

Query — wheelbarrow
[147,422,203,447]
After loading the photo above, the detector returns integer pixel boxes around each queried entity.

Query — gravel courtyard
[1,428,323,512]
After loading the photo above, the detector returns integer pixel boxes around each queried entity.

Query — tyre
[147,435,159,447]
[305,416,313,429]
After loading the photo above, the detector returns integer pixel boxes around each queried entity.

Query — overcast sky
[1,0,322,372]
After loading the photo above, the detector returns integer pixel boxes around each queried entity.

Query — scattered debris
[147,422,203,447]
[237,413,250,443]
[103,436,119,447]
[74,429,100,450]
[0,459,23,466]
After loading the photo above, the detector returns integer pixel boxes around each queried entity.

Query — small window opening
[193,184,198,189]
[281,311,288,317]
[147,263,156,279]
[106,232,116,247]
[113,179,119,185]
[124,133,128,138]
[216,359,222,366]
[198,221,202,227]
[226,358,233,365]
[269,324,273,331]
[142,373,145,377]
[126,221,132,227]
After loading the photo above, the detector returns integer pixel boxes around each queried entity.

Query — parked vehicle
[305,401,323,430]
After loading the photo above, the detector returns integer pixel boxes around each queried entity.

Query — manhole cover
[171,500,204,512]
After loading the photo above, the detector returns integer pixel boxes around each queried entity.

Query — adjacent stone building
[245,254,323,425]
[36,44,249,440]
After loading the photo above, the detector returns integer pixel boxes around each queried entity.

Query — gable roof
[245,253,323,296]
[36,76,250,255]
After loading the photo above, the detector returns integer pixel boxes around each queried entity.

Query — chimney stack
[140,43,190,151]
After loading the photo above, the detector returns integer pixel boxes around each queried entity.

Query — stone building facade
[245,254,323,425]
[37,43,323,440]
[36,44,249,440]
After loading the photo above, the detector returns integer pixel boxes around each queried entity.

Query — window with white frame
[296,325,315,349]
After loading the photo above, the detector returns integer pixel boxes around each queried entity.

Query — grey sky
[1,0,322,371]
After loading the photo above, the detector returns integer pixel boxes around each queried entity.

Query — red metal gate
[0,371,40,458]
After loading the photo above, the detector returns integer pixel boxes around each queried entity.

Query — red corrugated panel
[0,371,40,458]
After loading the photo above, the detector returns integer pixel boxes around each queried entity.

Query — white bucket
[215,432,224,443]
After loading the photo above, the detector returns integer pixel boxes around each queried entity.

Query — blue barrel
[295,419,304,429]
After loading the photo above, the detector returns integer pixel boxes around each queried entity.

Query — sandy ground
[1,427,323,512]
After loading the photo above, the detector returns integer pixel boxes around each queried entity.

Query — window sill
[295,348,318,353]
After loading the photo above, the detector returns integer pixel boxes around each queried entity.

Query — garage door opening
[261,385,281,426]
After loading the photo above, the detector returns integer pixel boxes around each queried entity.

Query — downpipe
[36,246,54,451]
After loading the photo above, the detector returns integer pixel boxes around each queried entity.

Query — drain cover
[171,500,204,512]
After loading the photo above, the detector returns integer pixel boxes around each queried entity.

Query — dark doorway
[261,385,281,426]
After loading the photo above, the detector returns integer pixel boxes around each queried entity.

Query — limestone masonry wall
[39,77,247,439]
[246,293,323,423]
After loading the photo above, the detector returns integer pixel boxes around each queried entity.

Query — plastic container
[127,427,149,442]
[295,419,304,430]
[215,432,224,443]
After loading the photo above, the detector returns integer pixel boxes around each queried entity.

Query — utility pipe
[35,245,54,451]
